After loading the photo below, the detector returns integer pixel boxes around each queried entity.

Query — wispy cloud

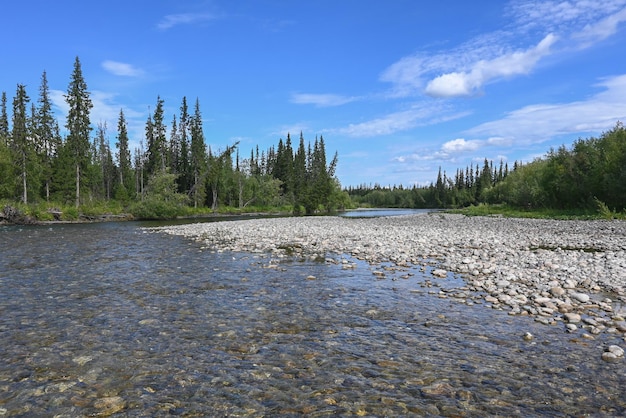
[102,60,144,77]
[157,13,217,30]
[290,93,359,107]
[573,7,626,45]
[271,123,312,139]
[508,0,626,34]
[50,89,147,146]
[381,0,626,99]
[390,74,626,166]
[441,138,483,153]
[424,34,556,98]
[335,104,470,138]
[335,104,436,137]
[466,74,626,143]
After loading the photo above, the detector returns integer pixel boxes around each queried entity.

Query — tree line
[348,158,515,209]
[348,122,626,214]
[0,57,347,219]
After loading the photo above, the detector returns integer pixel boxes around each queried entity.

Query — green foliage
[130,170,188,219]
[593,197,616,219]
[450,203,604,220]
[0,141,14,198]
[2,57,346,221]
[64,56,93,207]
[348,122,626,217]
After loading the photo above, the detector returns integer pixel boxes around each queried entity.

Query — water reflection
[339,208,435,218]
[0,222,624,416]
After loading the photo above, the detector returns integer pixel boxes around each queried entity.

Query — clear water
[0,222,624,416]
[339,208,434,218]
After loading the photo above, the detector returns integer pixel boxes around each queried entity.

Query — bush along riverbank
[148,213,626,362]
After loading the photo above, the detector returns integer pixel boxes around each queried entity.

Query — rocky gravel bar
[149,213,626,360]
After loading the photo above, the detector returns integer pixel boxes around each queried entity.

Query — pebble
[564,313,582,323]
[149,213,626,343]
[601,345,625,362]
[571,293,591,303]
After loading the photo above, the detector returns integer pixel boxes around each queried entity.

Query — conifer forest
[0,57,348,220]
[1,57,625,221]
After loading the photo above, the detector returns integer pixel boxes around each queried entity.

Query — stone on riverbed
[93,396,126,415]
[571,292,591,303]
[147,213,626,345]
[564,313,582,323]
[432,269,447,278]
[601,345,624,362]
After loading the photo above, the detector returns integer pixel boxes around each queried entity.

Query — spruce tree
[190,98,207,207]
[177,97,191,193]
[0,92,9,146]
[64,56,93,207]
[292,133,308,214]
[11,84,32,203]
[115,109,132,198]
[94,122,115,200]
[145,96,167,175]
[168,114,179,175]
[36,71,60,202]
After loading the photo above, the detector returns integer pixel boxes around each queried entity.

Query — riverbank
[149,213,626,358]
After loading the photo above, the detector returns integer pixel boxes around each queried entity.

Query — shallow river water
[0,221,624,417]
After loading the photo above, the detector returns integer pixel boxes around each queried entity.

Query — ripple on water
[0,222,624,416]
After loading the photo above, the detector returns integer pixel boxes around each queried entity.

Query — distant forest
[0,57,348,219]
[2,57,624,221]
[348,122,626,214]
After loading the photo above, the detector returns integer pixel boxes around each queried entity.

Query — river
[0,220,624,416]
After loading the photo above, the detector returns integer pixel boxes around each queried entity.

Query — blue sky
[2,0,626,187]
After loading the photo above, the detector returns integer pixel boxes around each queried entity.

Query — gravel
[148,213,626,346]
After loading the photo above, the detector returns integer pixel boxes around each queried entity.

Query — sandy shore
[148,213,626,357]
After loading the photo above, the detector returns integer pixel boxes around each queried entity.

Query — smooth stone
[550,287,566,297]
[93,396,126,415]
[607,345,625,357]
[563,313,582,323]
[432,269,447,278]
[571,292,590,303]
[601,352,623,362]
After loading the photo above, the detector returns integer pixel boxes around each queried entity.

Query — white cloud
[50,89,147,146]
[508,0,626,33]
[271,123,311,139]
[381,1,626,99]
[425,34,556,98]
[466,74,626,143]
[441,138,482,153]
[290,93,358,107]
[335,103,469,138]
[102,60,144,77]
[574,7,626,45]
[157,13,216,30]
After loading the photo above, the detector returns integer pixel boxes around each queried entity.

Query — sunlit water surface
[0,221,624,416]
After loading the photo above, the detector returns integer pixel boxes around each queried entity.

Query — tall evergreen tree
[94,122,115,200]
[11,84,32,203]
[177,97,191,193]
[145,96,167,175]
[115,109,132,198]
[190,98,207,207]
[292,133,308,214]
[35,71,60,202]
[64,56,93,207]
[168,114,179,174]
[206,143,238,210]
[0,92,9,146]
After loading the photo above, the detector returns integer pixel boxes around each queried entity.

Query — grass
[1,199,128,222]
[448,203,626,220]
